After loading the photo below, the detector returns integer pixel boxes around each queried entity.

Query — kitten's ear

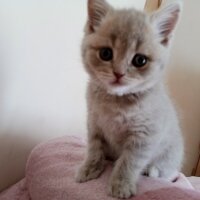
[151,2,182,46]
[87,0,112,32]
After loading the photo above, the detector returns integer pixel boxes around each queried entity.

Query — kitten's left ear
[87,0,112,32]
[151,2,182,46]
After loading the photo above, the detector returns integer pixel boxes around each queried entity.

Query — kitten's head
[82,0,181,96]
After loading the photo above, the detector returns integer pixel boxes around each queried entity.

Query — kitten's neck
[88,80,164,104]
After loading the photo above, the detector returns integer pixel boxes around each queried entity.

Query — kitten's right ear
[150,2,182,46]
[87,0,112,32]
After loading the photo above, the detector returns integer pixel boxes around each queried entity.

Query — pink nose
[113,72,125,79]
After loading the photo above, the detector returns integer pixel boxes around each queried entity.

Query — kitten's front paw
[108,178,137,199]
[75,162,105,183]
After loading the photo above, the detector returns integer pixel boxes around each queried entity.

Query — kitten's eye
[132,54,148,68]
[99,48,113,61]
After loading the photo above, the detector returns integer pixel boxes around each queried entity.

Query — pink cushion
[24,136,200,200]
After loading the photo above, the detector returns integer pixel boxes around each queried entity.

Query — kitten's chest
[96,103,134,143]
[99,110,127,132]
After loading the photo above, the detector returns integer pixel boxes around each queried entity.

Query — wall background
[0,0,199,192]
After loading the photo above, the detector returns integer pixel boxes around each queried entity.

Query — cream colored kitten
[75,0,184,199]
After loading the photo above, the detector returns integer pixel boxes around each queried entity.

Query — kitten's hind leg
[142,165,159,178]
[149,147,182,181]
[144,164,177,181]
[75,134,106,183]
[147,165,160,178]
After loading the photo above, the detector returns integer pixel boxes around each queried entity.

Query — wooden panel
[144,0,162,12]
[195,145,200,176]
[195,158,200,176]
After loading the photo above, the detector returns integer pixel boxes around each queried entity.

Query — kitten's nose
[113,72,125,79]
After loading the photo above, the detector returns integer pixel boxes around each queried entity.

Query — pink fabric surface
[1,136,200,200]
[0,179,30,200]
[188,177,200,191]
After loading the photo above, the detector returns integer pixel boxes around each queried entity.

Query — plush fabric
[0,179,29,200]
[1,136,200,200]
[188,177,200,192]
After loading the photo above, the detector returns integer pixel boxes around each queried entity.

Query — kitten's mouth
[110,79,124,86]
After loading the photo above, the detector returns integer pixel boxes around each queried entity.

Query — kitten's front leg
[75,134,106,183]
[108,138,152,199]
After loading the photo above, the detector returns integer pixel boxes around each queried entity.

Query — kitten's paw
[108,178,137,199]
[75,162,105,183]
[148,166,160,178]
[146,165,178,181]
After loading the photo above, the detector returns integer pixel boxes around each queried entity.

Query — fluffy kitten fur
[75,0,184,199]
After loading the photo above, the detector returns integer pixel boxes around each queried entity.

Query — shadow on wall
[0,33,36,192]
[0,111,87,192]
[0,127,38,192]
[167,55,200,176]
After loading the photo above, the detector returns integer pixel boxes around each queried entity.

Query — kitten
[75,0,184,199]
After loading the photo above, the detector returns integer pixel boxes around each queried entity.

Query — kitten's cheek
[95,75,110,88]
